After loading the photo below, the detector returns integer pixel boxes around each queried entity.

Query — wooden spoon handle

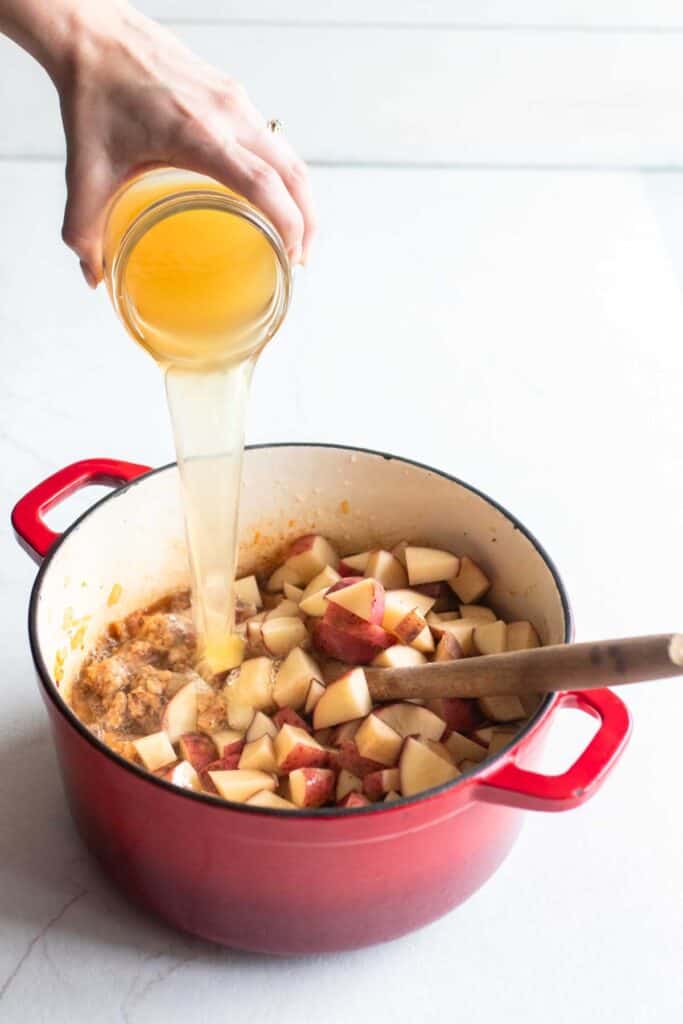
[365,633,683,702]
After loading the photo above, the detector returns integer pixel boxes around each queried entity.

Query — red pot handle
[12,458,150,564]
[476,688,631,812]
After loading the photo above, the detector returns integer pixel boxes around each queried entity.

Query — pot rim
[28,442,574,818]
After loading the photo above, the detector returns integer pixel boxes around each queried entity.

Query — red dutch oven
[12,445,630,954]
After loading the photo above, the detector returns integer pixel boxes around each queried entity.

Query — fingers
[187,140,306,265]
[62,155,113,287]
[243,126,317,263]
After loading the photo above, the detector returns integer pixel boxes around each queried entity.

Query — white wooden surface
[1,3,683,1022]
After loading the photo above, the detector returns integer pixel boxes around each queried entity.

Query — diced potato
[134,731,176,771]
[405,546,460,585]
[354,714,403,767]
[473,620,507,656]
[506,620,541,651]
[448,556,490,603]
[239,735,277,773]
[459,604,496,623]
[234,575,262,609]
[478,695,527,722]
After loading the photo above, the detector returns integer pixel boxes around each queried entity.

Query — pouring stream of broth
[104,170,291,674]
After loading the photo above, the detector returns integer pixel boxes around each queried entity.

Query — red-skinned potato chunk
[178,732,217,772]
[336,768,363,802]
[372,644,428,668]
[239,734,278,773]
[506,620,541,651]
[459,604,496,623]
[415,581,453,611]
[261,617,309,658]
[272,707,311,733]
[201,750,242,789]
[433,632,464,662]
[209,769,277,803]
[363,768,401,800]
[413,625,435,654]
[266,562,302,592]
[234,574,262,609]
[264,599,301,621]
[329,719,362,746]
[338,792,371,808]
[426,697,482,734]
[274,724,328,774]
[432,619,479,656]
[448,556,490,603]
[423,739,456,764]
[304,679,326,713]
[289,767,336,808]
[364,550,407,589]
[444,731,488,764]
[312,668,372,729]
[487,728,519,756]
[298,589,331,617]
[326,577,385,625]
[227,657,274,717]
[393,608,428,646]
[273,647,323,709]
[246,790,296,810]
[405,546,460,585]
[297,567,342,618]
[473,620,507,656]
[312,617,393,665]
[162,682,198,743]
[427,610,460,627]
[300,566,342,602]
[354,714,403,767]
[381,590,433,637]
[134,731,176,771]
[327,741,385,778]
[399,738,460,797]
[159,760,202,791]
[374,703,446,742]
[477,695,527,723]
[339,551,371,575]
[388,588,435,615]
[284,535,340,585]
[246,711,278,742]
[284,582,304,602]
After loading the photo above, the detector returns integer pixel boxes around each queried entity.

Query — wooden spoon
[364,633,683,702]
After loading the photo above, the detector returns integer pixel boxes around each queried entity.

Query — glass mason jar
[102,169,292,370]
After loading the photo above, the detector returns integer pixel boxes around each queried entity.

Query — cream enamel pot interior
[13,445,630,953]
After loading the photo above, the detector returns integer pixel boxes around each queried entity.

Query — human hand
[15,0,316,285]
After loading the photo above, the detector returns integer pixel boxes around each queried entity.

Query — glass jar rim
[108,183,292,364]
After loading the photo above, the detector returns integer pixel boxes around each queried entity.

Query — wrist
[1,0,132,88]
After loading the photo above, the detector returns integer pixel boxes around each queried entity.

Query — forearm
[0,0,129,85]
[1,0,313,278]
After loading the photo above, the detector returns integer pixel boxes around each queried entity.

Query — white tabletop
[1,6,683,1022]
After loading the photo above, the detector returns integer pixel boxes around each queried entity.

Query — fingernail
[80,260,97,289]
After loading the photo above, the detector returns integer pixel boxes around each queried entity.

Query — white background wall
[5,3,683,164]
[0,4,682,1023]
